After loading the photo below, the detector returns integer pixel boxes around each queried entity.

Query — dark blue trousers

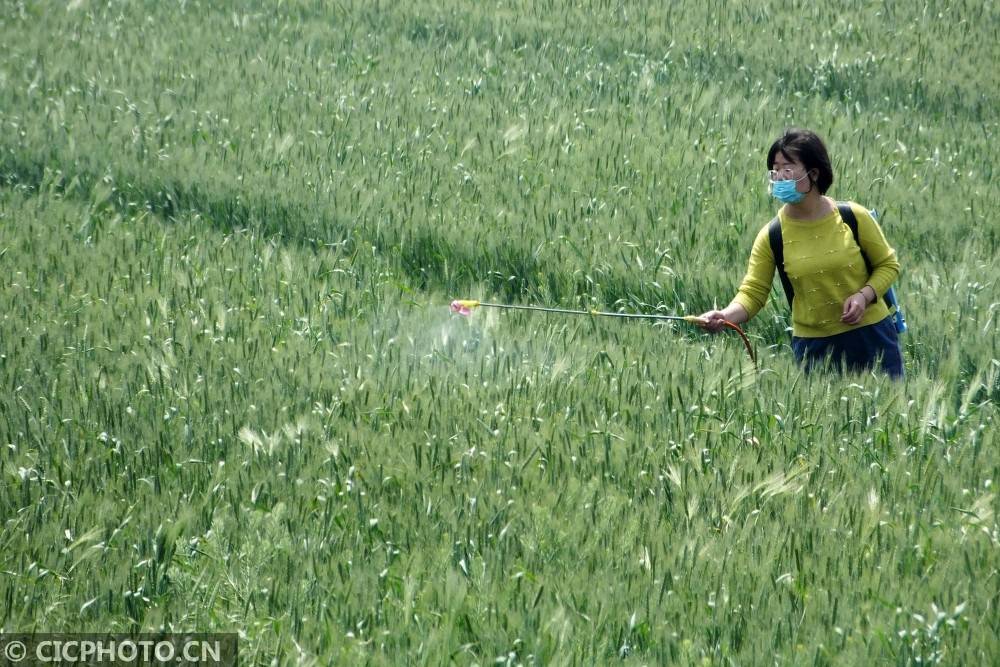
[792,316,904,379]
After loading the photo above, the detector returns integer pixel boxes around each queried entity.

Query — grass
[1,1,998,664]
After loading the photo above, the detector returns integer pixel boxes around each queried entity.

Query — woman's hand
[695,310,728,333]
[841,292,868,325]
[695,303,749,333]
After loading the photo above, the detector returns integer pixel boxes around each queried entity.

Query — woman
[698,128,904,378]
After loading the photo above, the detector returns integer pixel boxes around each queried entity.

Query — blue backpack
[767,202,907,334]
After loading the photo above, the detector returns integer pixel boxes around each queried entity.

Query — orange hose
[721,320,757,368]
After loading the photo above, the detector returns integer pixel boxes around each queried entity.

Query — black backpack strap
[836,202,869,271]
[837,201,891,309]
[767,216,794,306]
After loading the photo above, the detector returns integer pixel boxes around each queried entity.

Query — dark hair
[767,128,834,194]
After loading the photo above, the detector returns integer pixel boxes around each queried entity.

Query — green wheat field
[1,1,998,664]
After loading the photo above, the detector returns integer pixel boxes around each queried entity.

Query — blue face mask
[769,173,808,204]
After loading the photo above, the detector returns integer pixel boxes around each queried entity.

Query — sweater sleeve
[851,203,900,297]
[731,224,776,320]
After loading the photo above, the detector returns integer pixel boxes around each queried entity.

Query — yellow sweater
[733,201,900,338]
